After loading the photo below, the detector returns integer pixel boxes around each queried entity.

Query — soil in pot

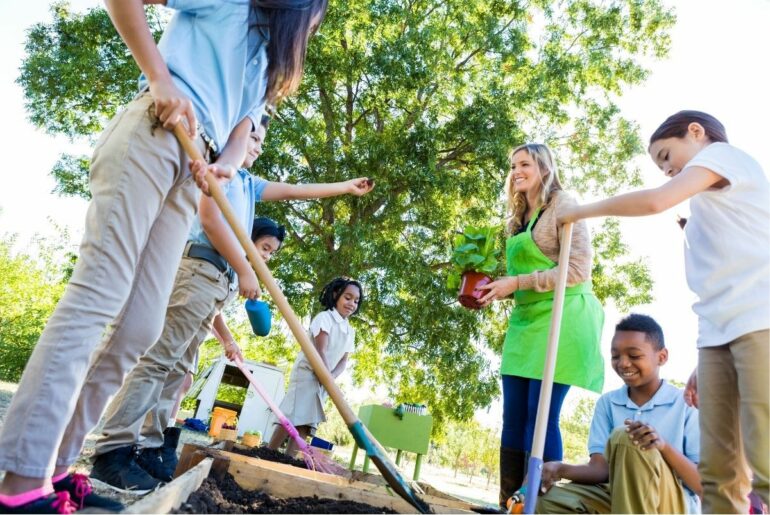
[458,271,492,309]
[174,472,397,514]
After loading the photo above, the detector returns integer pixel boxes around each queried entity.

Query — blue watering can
[244,299,271,336]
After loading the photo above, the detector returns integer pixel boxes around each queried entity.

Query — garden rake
[232,357,345,475]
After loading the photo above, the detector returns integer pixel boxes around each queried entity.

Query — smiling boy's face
[610,330,667,388]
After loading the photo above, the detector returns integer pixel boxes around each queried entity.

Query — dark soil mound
[174,473,397,514]
[231,445,309,469]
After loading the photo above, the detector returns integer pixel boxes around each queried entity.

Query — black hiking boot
[0,492,77,514]
[160,426,181,479]
[499,447,528,508]
[53,473,124,512]
[136,446,173,482]
[90,446,161,495]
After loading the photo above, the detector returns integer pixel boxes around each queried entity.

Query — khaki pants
[698,329,769,514]
[0,92,203,478]
[537,428,688,513]
[140,302,223,448]
[93,256,234,455]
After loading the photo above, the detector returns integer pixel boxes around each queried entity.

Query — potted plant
[241,429,262,447]
[447,225,501,309]
[217,422,238,443]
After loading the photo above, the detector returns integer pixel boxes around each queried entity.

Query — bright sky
[1,1,768,423]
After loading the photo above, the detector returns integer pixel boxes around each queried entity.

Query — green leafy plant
[447,225,502,291]
[245,430,262,437]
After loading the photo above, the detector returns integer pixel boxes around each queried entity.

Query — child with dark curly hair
[268,277,363,455]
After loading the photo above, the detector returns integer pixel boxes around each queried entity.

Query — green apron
[501,208,604,393]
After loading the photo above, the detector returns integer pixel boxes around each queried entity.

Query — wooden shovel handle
[529,222,573,457]
[173,125,358,424]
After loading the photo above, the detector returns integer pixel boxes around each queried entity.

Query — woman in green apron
[478,143,604,507]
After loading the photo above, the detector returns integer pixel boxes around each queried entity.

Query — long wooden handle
[530,222,573,457]
[174,125,358,424]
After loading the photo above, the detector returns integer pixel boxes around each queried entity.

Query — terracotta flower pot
[218,428,238,442]
[242,433,261,447]
[458,271,492,309]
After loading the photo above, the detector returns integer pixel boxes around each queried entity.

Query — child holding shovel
[0,1,329,511]
[87,117,373,492]
[268,277,364,456]
[558,110,769,512]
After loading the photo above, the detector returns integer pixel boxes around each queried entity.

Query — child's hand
[149,76,197,138]
[625,419,667,451]
[223,340,243,362]
[684,367,698,408]
[189,160,235,195]
[539,461,564,493]
[477,277,518,307]
[237,267,262,300]
[346,177,374,196]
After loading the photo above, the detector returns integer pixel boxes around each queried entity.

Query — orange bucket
[208,407,238,437]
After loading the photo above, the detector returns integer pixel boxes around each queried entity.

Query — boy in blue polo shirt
[536,314,701,514]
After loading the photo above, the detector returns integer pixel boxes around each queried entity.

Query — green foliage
[432,418,499,483]
[560,395,596,463]
[447,225,502,291]
[20,0,674,428]
[0,231,71,382]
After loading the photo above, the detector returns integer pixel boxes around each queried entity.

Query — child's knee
[608,427,629,446]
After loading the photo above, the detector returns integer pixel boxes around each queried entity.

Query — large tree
[19,0,672,428]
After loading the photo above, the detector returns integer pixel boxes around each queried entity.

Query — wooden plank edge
[122,457,213,514]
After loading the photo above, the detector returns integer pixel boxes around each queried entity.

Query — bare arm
[261,178,373,201]
[199,193,261,299]
[539,454,609,494]
[211,314,243,362]
[104,0,196,135]
[558,166,725,223]
[313,331,332,371]
[330,353,349,378]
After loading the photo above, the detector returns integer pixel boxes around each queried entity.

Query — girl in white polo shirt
[558,110,769,513]
[268,277,363,456]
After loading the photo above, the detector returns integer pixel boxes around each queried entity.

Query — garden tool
[523,223,573,514]
[173,124,431,514]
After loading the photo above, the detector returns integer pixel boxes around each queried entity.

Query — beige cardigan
[513,190,593,292]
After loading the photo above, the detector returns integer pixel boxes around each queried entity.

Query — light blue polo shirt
[588,380,700,513]
[188,169,268,249]
[139,0,269,148]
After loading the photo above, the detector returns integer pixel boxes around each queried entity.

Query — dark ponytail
[253,0,329,104]
[650,110,728,148]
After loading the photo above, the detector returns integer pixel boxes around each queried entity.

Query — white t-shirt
[296,309,355,370]
[682,142,770,347]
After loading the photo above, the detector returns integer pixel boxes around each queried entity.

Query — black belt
[185,243,234,281]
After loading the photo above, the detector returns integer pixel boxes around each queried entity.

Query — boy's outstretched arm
[261,178,373,201]
[557,166,725,224]
[625,420,702,496]
[104,0,196,136]
[539,454,609,494]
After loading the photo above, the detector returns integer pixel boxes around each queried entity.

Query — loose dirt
[174,472,397,514]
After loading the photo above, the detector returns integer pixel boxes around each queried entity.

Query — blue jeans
[501,375,570,461]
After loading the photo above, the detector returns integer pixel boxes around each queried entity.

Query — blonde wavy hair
[505,143,563,235]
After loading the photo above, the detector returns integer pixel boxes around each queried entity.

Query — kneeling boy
[536,313,701,514]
